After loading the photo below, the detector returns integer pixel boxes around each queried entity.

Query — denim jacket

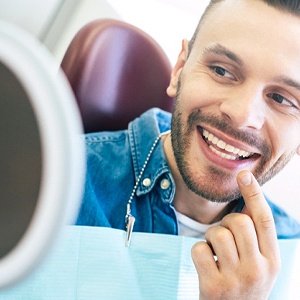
[76,108,300,239]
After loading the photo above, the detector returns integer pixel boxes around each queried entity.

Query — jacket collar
[128,108,173,197]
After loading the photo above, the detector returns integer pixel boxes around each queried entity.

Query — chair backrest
[61,19,174,133]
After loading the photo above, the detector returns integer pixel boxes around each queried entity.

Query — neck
[163,132,231,224]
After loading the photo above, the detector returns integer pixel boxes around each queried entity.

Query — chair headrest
[61,19,174,132]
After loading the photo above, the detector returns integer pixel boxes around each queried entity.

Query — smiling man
[165,0,300,228]
[77,0,300,298]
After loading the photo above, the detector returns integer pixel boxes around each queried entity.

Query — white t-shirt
[175,210,221,240]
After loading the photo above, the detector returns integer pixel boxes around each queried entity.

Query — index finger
[237,170,279,258]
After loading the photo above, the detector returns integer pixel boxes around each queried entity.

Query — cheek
[179,79,220,111]
[268,121,300,157]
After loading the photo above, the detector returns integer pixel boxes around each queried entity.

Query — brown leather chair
[61,19,174,133]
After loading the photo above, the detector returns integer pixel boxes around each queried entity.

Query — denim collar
[128,109,174,202]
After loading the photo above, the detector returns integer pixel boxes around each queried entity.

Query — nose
[219,83,266,130]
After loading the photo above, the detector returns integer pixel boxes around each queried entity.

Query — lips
[202,129,255,161]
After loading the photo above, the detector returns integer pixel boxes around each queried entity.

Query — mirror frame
[0,21,85,288]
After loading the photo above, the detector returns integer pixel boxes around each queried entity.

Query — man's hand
[191,170,281,300]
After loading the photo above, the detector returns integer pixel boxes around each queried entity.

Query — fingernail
[240,172,252,186]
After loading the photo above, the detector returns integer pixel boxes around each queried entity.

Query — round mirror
[0,21,85,288]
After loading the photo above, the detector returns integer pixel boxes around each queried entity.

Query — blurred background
[1,0,299,222]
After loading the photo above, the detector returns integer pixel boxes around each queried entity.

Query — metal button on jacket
[142,178,152,187]
[160,179,170,190]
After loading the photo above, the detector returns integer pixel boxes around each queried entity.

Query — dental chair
[60,19,174,133]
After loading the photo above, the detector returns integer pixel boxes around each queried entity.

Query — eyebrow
[203,44,300,93]
[274,76,300,93]
[202,43,244,66]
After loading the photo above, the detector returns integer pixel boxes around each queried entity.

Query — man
[77,0,300,298]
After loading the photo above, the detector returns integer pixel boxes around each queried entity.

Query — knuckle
[191,241,210,263]
[256,212,275,229]
[205,226,218,239]
[216,228,232,242]
[207,226,233,244]
[244,265,264,285]
[244,258,281,286]
[235,215,253,230]
[191,241,207,256]
[241,260,268,286]
[223,213,252,229]
[247,190,261,200]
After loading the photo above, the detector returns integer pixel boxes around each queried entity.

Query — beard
[170,80,296,203]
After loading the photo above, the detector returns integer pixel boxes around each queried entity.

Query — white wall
[49,0,121,62]
[263,156,300,222]
[50,0,210,65]
[105,0,208,66]
[0,0,64,39]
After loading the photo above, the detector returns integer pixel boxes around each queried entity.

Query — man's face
[167,0,300,203]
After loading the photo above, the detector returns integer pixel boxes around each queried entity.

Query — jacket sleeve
[266,196,300,239]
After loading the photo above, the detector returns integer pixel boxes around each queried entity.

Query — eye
[210,66,235,80]
[267,93,298,108]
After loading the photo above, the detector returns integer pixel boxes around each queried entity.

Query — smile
[202,129,254,161]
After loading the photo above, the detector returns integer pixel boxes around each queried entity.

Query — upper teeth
[202,129,253,160]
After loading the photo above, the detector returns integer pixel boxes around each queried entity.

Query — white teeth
[216,140,226,149]
[209,145,236,160]
[233,148,240,154]
[212,136,218,144]
[202,129,253,160]
[225,144,234,152]
[208,133,214,142]
[238,150,245,156]
[203,130,209,138]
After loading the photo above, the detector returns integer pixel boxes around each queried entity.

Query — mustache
[187,109,271,156]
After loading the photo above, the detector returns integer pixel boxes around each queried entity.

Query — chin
[182,168,242,203]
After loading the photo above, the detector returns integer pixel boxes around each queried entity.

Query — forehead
[191,0,300,64]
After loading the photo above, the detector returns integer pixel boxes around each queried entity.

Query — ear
[166,39,189,97]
